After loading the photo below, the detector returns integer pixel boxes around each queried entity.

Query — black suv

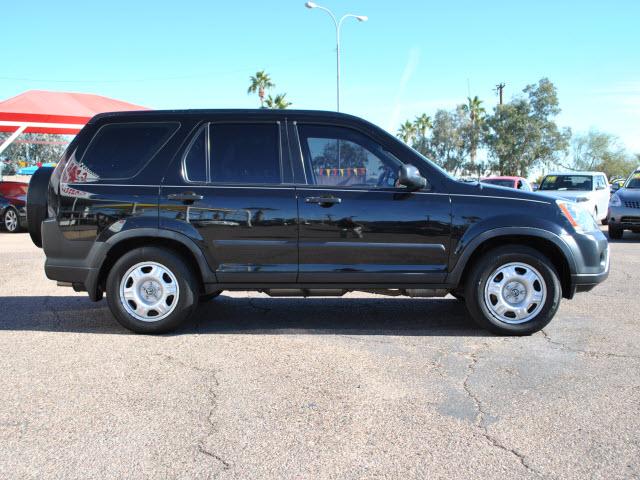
[27,110,609,335]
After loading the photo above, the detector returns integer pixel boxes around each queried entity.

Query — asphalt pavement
[0,228,638,479]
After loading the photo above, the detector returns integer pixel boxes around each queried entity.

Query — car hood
[535,190,592,202]
[616,188,640,201]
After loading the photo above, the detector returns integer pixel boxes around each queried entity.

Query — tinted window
[539,175,593,191]
[80,122,177,180]
[210,123,280,184]
[183,127,207,182]
[298,125,401,188]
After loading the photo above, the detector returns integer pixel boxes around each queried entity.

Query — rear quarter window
[79,122,179,180]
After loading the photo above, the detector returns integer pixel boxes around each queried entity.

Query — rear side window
[210,123,280,184]
[80,122,178,180]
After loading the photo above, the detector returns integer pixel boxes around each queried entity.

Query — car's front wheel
[106,246,199,334]
[3,207,21,233]
[464,246,561,335]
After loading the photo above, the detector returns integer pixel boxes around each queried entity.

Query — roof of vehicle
[544,172,606,176]
[90,108,362,123]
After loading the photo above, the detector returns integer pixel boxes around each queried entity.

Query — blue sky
[2,0,639,152]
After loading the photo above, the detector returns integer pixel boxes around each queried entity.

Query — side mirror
[398,164,427,190]
[611,183,621,192]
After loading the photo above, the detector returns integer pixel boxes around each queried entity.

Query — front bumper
[565,227,609,296]
[608,205,640,230]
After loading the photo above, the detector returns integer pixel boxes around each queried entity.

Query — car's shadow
[0,295,488,337]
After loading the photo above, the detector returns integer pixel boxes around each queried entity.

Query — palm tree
[397,120,417,145]
[460,96,486,165]
[413,114,432,138]
[263,93,292,109]
[247,71,275,107]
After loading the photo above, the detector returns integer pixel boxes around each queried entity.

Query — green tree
[413,114,432,138]
[418,109,467,175]
[484,78,570,176]
[397,120,417,144]
[247,70,275,107]
[460,96,486,165]
[572,130,636,178]
[263,93,292,109]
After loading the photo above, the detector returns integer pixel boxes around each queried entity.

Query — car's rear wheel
[608,223,623,240]
[464,245,561,335]
[106,246,199,334]
[4,207,20,233]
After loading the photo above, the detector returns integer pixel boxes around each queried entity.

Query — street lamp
[305,2,367,112]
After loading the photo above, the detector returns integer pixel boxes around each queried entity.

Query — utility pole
[495,83,506,105]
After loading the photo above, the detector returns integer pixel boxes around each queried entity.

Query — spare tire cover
[27,166,54,248]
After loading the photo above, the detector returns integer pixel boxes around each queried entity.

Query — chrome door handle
[305,196,342,206]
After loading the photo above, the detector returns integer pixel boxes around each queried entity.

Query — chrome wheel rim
[483,262,547,324]
[5,209,18,232]
[119,261,179,322]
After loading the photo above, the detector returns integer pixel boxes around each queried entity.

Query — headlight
[609,194,621,207]
[556,200,598,233]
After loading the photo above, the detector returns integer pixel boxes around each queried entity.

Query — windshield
[625,173,640,189]
[481,179,515,188]
[539,175,593,191]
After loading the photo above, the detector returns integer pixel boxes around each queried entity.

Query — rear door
[292,122,451,284]
[160,120,298,283]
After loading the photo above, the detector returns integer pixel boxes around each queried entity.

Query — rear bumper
[42,219,106,300]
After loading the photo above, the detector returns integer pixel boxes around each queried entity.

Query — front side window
[80,122,178,180]
[298,124,401,188]
[210,123,281,184]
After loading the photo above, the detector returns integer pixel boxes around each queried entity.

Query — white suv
[537,172,610,224]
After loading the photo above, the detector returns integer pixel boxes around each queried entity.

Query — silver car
[608,170,640,239]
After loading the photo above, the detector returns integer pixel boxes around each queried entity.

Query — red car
[0,181,28,233]
[480,176,533,191]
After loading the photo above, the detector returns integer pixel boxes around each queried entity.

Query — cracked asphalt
[1,229,639,479]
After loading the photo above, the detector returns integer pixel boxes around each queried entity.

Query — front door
[293,123,451,284]
[160,121,298,283]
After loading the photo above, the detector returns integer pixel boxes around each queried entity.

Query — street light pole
[305,2,367,112]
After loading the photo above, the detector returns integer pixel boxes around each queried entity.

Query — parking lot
[0,229,638,479]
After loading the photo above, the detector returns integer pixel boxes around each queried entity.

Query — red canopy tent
[0,90,148,156]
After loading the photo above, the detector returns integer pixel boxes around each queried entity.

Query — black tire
[3,207,21,233]
[200,290,222,302]
[106,246,199,334]
[26,166,54,248]
[464,245,561,336]
[601,218,608,226]
[608,223,623,240]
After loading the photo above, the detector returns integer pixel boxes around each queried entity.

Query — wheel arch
[92,229,216,299]
[447,228,577,299]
